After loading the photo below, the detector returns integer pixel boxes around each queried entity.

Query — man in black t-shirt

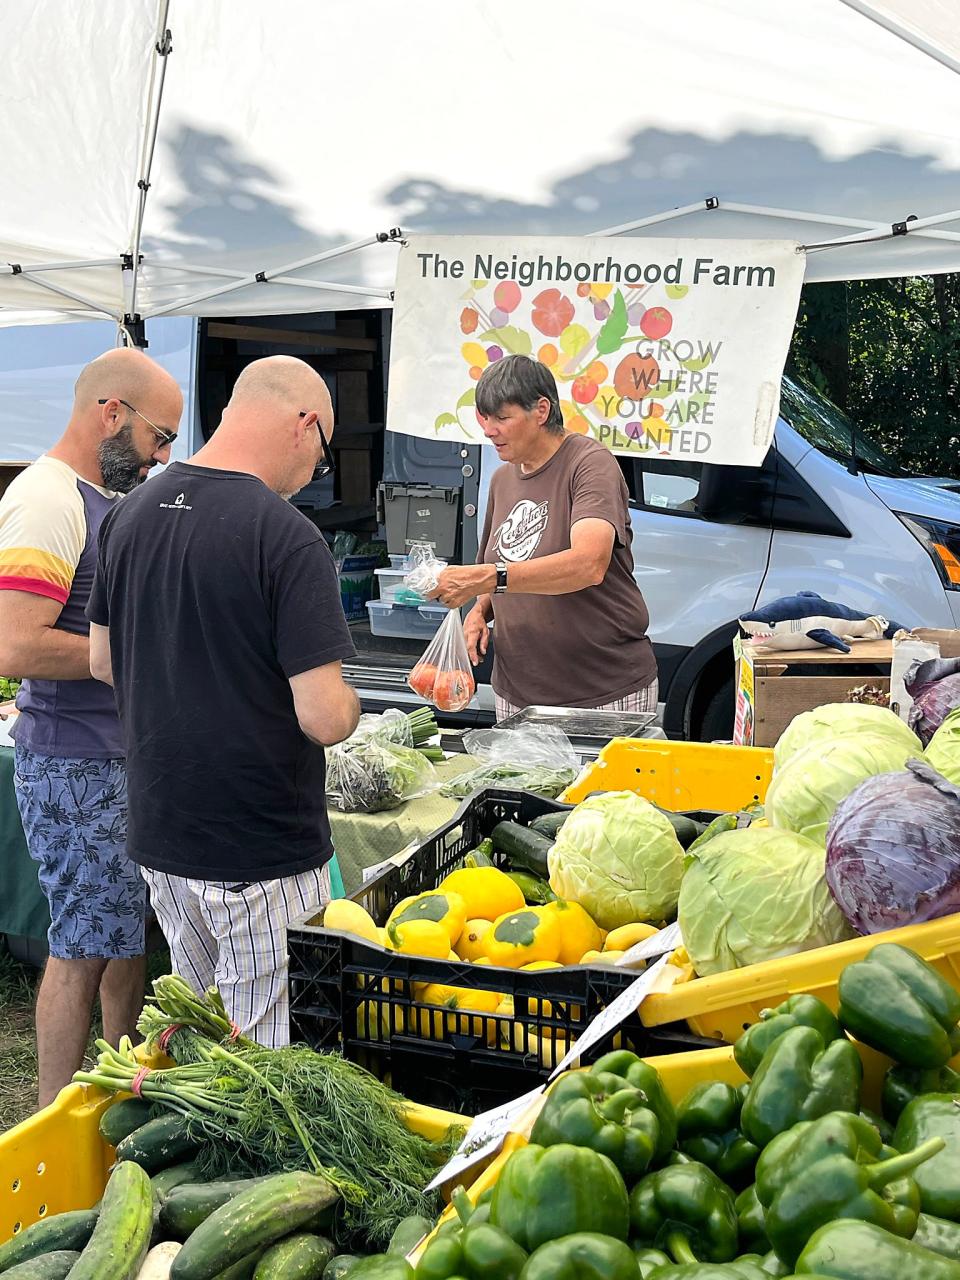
[87,355,360,1046]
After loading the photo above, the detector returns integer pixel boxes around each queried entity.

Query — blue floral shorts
[13,745,146,959]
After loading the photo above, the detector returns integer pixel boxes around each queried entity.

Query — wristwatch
[494,561,509,594]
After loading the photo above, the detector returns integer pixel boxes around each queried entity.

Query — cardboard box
[733,628,960,747]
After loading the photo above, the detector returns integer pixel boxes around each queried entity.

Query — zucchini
[151,1161,202,1202]
[504,871,556,906]
[100,1099,156,1148]
[528,812,569,839]
[654,808,706,849]
[160,1179,270,1240]
[68,1160,153,1280]
[490,822,553,878]
[136,1242,182,1279]
[171,1173,339,1280]
[0,1209,98,1272]
[386,1216,432,1256]
[116,1114,201,1174]
[321,1260,360,1280]
[1,1252,80,1279]
[252,1233,334,1279]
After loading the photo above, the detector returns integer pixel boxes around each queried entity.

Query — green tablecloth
[0,745,474,937]
[329,754,477,896]
[0,744,50,942]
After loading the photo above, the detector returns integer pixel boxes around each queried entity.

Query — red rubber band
[228,1020,241,1042]
[157,1024,182,1054]
[130,1066,151,1099]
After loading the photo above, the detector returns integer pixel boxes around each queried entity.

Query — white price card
[425,1085,545,1192]
[361,842,419,884]
[549,953,673,1079]
[616,920,682,967]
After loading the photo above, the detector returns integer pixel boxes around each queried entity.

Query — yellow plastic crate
[0,1057,464,1246]
[561,738,774,811]
[642,911,960,1042]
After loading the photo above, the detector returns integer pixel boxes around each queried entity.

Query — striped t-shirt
[0,455,123,758]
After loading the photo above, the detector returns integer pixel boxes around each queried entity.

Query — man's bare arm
[88,622,114,687]
[0,590,91,680]
[289,660,360,747]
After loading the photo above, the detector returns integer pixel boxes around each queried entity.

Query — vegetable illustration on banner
[388,235,806,467]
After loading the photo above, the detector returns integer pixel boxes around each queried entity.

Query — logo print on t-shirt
[494,499,549,562]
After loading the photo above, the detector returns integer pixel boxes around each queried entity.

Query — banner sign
[388,236,805,466]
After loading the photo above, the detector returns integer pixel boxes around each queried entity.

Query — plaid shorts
[13,744,146,959]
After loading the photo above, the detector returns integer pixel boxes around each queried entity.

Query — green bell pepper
[755,1110,944,1266]
[893,1094,960,1220]
[350,1259,415,1280]
[882,1066,960,1124]
[489,1143,629,1252]
[676,1082,759,1190]
[634,1245,672,1276]
[796,1219,960,1278]
[519,1232,640,1280]
[734,996,844,1078]
[629,1161,739,1265]
[414,1189,527,1280]
[915,1214,960,1261]
[530,1070,661,1180]
[643,1264,768,1279]
[860,1106,894,1144]
[735,1185,769,1254]
[838,944,960,1069]
[740,1026,862,1148]
[590,1051,679,1161]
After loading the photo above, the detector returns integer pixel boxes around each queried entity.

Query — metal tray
[495,705,661,760]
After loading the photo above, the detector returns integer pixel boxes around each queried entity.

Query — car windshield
[779,375,907,477]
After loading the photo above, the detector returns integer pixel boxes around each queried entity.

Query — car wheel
[697,677,735,743]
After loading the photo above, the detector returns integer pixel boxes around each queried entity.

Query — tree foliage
[789,275,960,478]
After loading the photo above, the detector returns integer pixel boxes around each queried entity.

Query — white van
[3,310,959,740]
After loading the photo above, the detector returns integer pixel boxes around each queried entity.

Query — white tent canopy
[2,0,960,332]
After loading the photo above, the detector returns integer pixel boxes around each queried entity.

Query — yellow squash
[416,984,501,1038]
[386,890,468,945]
[440,866,524,921]
[323,899,380,944]
[545,899,603,964]
[604,922,659,951]
[455,918,493,962]
[387,918,451,959]
[481,905,561,969]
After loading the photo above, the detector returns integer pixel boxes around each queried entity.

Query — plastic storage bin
[366,598,448,639]
[377,483,461,559]
[0,1057,465,1245]
[642,910,960,1042]
[287,788,711,1115]
[561,737,774,811]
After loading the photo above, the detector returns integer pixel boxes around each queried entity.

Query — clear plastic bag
[400,541,447,604]
[326,711,435,813]
[438,725,579,799]
[408,608,477,712]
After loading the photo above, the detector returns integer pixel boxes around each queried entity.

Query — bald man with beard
[0,347,183,1105]
[87,356,360,1046]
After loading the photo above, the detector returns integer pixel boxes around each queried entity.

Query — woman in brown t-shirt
[430,355,658,719]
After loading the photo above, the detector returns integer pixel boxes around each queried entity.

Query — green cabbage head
[766,731,918,844]
[926,707,960,785]
[774,702,920,771]
[678,826,855,976]
[547,791,683,929]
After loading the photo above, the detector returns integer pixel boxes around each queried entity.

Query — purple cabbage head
[906,656,960,745]
[825,759,960,934]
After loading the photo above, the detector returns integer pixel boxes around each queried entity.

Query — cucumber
[170,1173,339,1280]
[253,1234,334,1279]
[151,1161,202,1202]
[136,1241,182,1279]
[653,807,706,849]
[528,812,569,839]
[505,871,556,906]
[490,822,553,878]
[116,1114,201,1174]
[100,1099,156,1148]
[160,1179,270,1239]
[68,1160,154,1280]
[1,1252,80,1279]
[210,1252,265,1280]
[321,1260,360,1280]
[386,1216,432,1256]
[0,1209,98,1272]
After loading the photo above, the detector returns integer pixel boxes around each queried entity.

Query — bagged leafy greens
[438,724,578,799]
[825,759,960,934]
[326,711,436,813]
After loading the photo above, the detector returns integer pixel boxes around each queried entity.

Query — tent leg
[119,314,148,349]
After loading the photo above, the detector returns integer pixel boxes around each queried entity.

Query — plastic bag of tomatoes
[408,608,477,712]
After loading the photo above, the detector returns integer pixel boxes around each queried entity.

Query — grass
[0,944,171,1133]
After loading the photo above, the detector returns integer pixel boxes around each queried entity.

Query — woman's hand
[430,564,496,609]
[463,604,491,666]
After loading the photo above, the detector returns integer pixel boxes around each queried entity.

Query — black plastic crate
[288,788,716,1113]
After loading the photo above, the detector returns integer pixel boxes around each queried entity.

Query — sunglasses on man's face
[299,410,336,478]
[98,398,178,449]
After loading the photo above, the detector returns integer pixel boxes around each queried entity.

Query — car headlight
[897,513,960,590]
